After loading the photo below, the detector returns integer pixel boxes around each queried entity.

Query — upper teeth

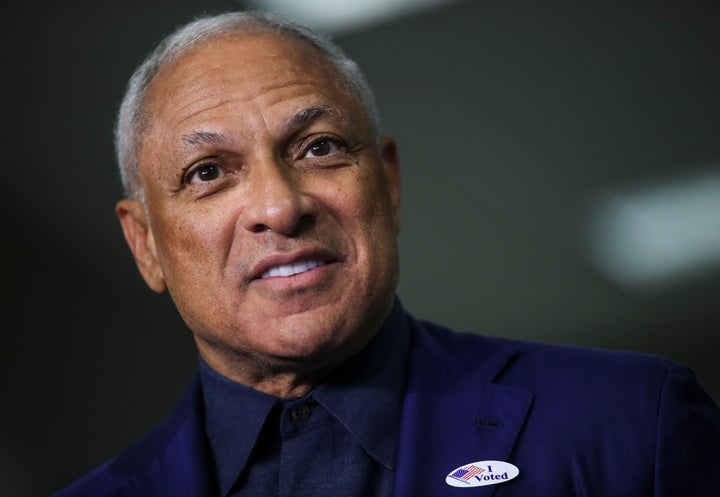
[261,260,325,279]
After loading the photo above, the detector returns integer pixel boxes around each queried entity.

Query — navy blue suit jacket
[53,312,720,496]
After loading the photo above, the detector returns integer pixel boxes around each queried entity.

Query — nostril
[296,214,315,232]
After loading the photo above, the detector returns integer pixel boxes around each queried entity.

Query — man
[53,10,720,497]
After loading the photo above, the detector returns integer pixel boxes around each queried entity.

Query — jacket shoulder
[409,314,677,385]
[49,376,208,497]
[50,460,127,497]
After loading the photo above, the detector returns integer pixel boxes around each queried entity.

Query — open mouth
[260,260,327,279]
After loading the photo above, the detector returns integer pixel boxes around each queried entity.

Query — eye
[186,163,224,185]
[303,138,341,158]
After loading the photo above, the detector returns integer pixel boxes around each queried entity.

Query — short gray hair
[115,10,380,201]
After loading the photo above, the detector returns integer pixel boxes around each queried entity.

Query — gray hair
[115,10,380,201]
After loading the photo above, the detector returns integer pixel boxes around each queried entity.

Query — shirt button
[290,403,312,422]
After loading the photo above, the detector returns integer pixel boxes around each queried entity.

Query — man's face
[117,33,401,384]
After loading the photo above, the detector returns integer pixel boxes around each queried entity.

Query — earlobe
[379,136,402,234]
[115,199,167,293]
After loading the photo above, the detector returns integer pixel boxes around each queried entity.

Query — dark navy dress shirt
[199,300,410,496]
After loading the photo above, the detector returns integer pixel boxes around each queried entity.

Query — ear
[379,136,401,234]
[115,199,167,293]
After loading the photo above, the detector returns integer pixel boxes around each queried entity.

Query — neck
[195,341,349,398]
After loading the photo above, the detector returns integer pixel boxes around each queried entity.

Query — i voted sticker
[445,460,519,488]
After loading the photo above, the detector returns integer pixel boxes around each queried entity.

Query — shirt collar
[199,297,410,493]
[312,298,409,469]
[199,357,277,495]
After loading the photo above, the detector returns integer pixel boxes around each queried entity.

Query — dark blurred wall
[3,1,719,495]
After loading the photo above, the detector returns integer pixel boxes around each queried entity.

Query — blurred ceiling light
[246,0,462,33]
[585,167,720,292]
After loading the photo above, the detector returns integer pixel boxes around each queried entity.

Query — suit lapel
[393,319,534,497]
[110,377,216,497]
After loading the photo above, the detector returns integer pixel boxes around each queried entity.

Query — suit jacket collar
[108,376,216,496]
[393,316,534,497]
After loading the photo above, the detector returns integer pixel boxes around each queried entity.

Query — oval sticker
[445,460,519,488]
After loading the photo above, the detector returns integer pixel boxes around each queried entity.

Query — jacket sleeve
[654,363,720,496]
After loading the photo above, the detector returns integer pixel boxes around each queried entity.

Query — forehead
[142,32,359,136]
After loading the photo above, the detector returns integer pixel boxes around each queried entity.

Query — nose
[241,157,316,235]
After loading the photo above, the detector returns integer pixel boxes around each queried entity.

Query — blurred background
[3,1,719,495]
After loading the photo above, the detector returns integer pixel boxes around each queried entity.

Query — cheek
[334,175,398,256]
[153,206,235,275]
[354,174,397,231]
[321,178,378,234]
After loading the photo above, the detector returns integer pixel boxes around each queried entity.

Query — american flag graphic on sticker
[448,464,485,483]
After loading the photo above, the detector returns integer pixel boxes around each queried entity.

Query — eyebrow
[281,105,340,138]
[179,130,232,150]
[177,105,344,152]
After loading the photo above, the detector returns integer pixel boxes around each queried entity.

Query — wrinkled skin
[116,33,401,397]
